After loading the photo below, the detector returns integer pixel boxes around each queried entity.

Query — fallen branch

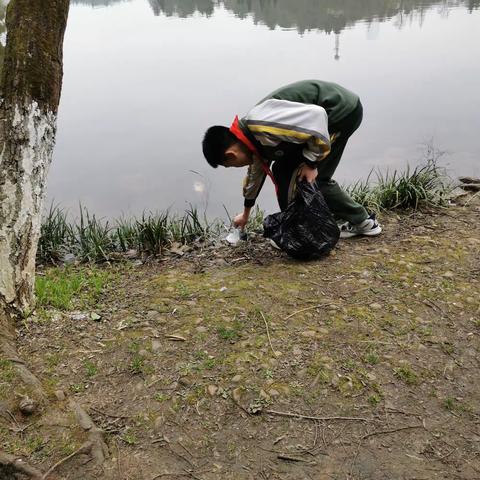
[362,424,424,440]
[260,311,277,357]
[0,450,44,479]
[265,409,372,422]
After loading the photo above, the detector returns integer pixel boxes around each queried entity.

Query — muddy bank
[1,194,480,480]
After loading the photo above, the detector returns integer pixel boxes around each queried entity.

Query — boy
[202,80,381,238]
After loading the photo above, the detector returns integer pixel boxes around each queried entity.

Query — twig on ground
[385,407,422,419]
[277,454,316,465]
[362,424,424,440]
[439,447,457,460]
[260,311,277,357]
[265,409,372,422]
[42,441,92,479]
[89,406,131,419]
[151,473,190,479]
[284,304,332,320]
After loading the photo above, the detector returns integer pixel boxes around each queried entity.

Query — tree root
[1,322,108,475]
[0,450,44,479]
[69,399,109,466]
[1,338,47,402]
[41,442,92,479]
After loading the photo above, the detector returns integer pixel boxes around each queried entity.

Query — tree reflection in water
[73,0,480,34]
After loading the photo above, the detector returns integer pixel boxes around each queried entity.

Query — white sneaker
[269,239,281,250]
[340,213,382,239]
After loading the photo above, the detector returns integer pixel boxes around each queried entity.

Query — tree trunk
[0,0,70,331]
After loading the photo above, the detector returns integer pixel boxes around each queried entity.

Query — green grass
[83,360,98,377]
[35,266,112,310]
[346,155,451,212]
[394,365,419,385]
[216,322,243,342]
[0,359,15,383]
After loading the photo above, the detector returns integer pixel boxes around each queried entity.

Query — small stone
[62,253,76,264]
[138,349,149,357]
[301,330,316,338]
[196,326,208,333]
[443,271,455,278]
[231,375,242,383]
[466,297,475,304]
[269,389,280,397]
[179,377,193,387]
[70,311,88,321]
[232,387,244,404]
[54,390,66,401]
[151,340,161,352]
[125,249,138,258]
[259,389,270,401]
[207,385,218,396]
[370,303,382,310]
[90,312,101,321]
[19,397,36,415]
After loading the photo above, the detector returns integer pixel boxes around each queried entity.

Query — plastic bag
[263,181,340,260]
[225,227,247,246]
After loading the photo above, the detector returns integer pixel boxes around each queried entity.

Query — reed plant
[38,157,452,265]
[115,217,139,252]
[346,158,451,212]
[74,206,114,262]
[37,204,73,263]
[135,212,170,255]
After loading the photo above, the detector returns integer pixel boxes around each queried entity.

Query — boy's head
[202,126,254,169]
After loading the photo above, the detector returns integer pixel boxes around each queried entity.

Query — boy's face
[223,143,254,168]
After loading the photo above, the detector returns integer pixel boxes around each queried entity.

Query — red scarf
[229,116,279,196]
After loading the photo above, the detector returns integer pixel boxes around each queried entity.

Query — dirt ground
[2,194,480,480]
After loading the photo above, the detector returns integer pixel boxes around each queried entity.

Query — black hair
[202,126,238,168]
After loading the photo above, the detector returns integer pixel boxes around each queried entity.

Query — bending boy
[202,79,381,238]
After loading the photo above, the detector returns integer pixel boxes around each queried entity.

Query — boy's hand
[233,211,250,229]
[298,164,318,183]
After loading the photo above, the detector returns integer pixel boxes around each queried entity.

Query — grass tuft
[38,204,73,263]
[346,151,451,212]
[38,155,453,265]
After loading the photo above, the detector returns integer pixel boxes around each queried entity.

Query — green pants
[271,101,368,225]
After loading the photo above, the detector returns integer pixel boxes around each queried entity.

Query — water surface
[48,0,480,217]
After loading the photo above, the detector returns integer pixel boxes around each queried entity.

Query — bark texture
[0,0,69,325]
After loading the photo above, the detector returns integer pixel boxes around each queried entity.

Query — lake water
[47,0,480,218]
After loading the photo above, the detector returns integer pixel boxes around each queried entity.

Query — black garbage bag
[263,181,340,260]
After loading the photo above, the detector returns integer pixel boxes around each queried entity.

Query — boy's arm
[242,157,268,208]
